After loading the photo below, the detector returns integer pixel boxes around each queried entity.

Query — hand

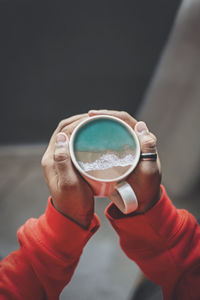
[41,114,95,228]
[88,109,161,214]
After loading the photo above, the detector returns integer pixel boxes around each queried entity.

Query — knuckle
[141,163,159,177]
[60,178,76,191]
[41,156,54,170]
[41,157,45,167]
[41,156,47,168]
[151,133,157,144]
[120,111,129,120]
[60,181,69,191]
[142,135,156,150]
[149,133,157,148]
[120,111,132,123]
[54,152,68,162]
[58,119,66,129]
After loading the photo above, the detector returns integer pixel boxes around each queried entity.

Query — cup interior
[70,115,140,182]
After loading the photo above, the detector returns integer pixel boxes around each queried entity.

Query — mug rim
[69,115,141,183]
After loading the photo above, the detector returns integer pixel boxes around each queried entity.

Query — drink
[73,118,137,180]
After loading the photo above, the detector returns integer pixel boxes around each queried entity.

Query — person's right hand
[88,109,162,214]
[41,114,95,229]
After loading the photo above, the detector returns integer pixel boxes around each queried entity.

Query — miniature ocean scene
[74,118,137,180]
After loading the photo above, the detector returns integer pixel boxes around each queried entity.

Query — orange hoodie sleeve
[105,185,200,300]
[0,198,100,300]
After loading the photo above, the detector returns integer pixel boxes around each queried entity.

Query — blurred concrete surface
[0,144,140,300]
[138,0,200,200]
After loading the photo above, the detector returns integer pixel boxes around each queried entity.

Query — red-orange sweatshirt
[0,186,200,299]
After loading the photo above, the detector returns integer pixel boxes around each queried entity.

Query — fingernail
[88,110,98,114]
[135,121,149,135]
[56,132,68,145]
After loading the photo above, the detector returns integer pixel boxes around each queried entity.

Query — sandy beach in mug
[75,147,136,180]
[75,147,136,163]
[86,165,131,180]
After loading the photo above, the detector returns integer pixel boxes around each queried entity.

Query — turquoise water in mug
[74,119,136,152]
[73,118,137,180]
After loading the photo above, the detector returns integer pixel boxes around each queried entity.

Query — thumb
[54,132,72,185]
[134,121,157,154]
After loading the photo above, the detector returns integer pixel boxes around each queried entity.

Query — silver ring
[140,152,157,161]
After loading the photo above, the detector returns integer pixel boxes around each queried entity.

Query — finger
[134,121,157,154]
[61,117,88,137]
[88,109,137,128]
[45,115,88,160]
[49,113,88,146]
[53,132,74,188]
[58,113,89,131]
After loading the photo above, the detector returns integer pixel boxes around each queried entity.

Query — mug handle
[109,181,138,214]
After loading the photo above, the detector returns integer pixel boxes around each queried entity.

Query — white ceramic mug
[69,115,140,214]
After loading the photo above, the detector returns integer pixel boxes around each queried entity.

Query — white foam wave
[78,153,135,171]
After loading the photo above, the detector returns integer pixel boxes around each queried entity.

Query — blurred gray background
[1,1,200,300]
[0,0,180,144]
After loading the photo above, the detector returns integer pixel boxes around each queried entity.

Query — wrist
[137,186,162,214]
[106,186,162,219]
[51,198,94,229]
